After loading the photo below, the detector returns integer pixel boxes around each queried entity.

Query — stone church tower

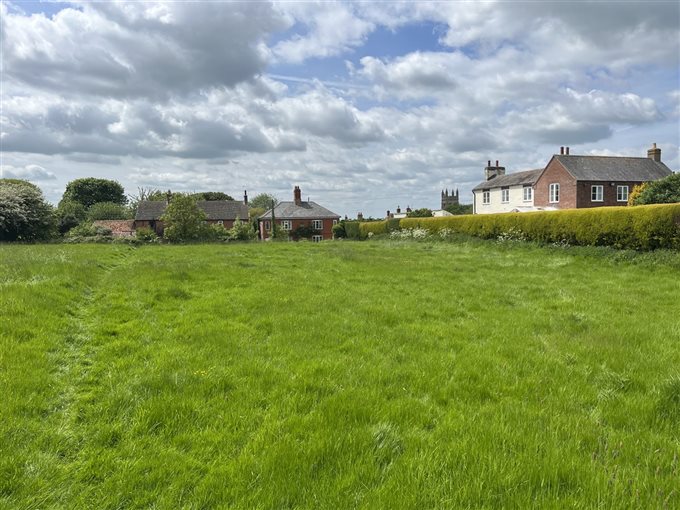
[441,188,459,209]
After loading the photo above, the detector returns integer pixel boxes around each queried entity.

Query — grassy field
[2,240,680,509]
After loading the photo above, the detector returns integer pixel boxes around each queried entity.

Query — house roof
[259,201,340,220]
[92,220,135,235]
[472,169,542,191]
[135,200,248,221]
[552,155,672,182]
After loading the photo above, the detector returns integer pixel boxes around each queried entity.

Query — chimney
[566,147,570,155]
[396,205,401,214]
[647,142,661,162]
[293,185,302,206]
[560,146,564,155]
[357,212,363,221]
[165,190,172,204]
[484,160,506,181]
[386,210,391,218]
[243,190,248,205]
[406,205,412,213]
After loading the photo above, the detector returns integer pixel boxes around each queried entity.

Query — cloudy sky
[1,1,679,217]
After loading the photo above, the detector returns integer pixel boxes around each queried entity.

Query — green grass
[1,240,679,509]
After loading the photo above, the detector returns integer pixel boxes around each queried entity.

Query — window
[501,187,510,203]
[591,185,603,202]
[312,219,323,229]
[332,219,338,226]
[281,220,292,230]
[264,221,271,230]
[482,189,490,205]
[549,183,560,203]
[217,220,224,226]
[312,235,323,242]
[617,185,629,202]
[523,186,532,202]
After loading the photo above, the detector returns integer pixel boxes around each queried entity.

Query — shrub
[344,221,361,239]
[332,222,347,238]
[228,219,256,241]
[135,227,158,242]
[631,173,680,205]
[161,194,207,242]
[394,203,680,250]
[360,221,388,238]
[0,180,56,241]
[56,200,87,234]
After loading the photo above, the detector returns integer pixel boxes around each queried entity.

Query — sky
[1,0,679,218]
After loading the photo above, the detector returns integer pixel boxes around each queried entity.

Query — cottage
[533,144,672,209]
[472,161,543,214]
[258,186,340,241]
[472,144,673,214]
[134,193,249,236]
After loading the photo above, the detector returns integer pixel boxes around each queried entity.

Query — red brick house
[258,186,340,241]
[134,195,249,236]
[534,144,673,209]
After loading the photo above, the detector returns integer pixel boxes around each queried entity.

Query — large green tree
[0,179,55,241]
[406,208,433,218]
[55,200,87,234]
[191,192,234,201]
[249,193,278,210]
[161,194,207,242]
[87,202,132,221]
[61,178,126,208]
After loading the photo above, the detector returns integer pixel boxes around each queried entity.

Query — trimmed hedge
[382,203,680,250]
[344,221,361,240]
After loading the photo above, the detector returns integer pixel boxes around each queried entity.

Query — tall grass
[1,241,679,508]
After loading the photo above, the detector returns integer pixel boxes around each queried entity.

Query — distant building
[441,188,459,209]
[472,161,542,214]
[258,186,340,241]
[134,195,249,236]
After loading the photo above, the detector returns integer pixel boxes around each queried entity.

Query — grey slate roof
[259,201,340,220]
[472,169,542,191]
[134,200,248,221]
[553,155,672,182]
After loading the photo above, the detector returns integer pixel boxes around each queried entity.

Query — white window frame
[617,185,629,202]
[591,185,604,202]
[332,219,338,226]
[217,220,224,226]
[312,235,323,242]
[281,220,292,230]
[523,186,532,202]
[501,188,510,203]
[312,219,323,230]
[549,183,560,203]
[482,190,490,205]
[264,220,271,230]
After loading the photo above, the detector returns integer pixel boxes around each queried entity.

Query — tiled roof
[472,169,542,191]
[553,155,672,182]
[134,200,248,221]
[259,201,340,220]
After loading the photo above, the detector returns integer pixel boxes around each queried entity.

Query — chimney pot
[566,147,570,155]
[488,160,491,167]
[560,146,564,155]
[496,160,499,167]
[293,185,302,205]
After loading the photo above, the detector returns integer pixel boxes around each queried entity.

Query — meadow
[1,240,679,509]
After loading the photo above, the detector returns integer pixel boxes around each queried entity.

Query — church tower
[441,188,460,209]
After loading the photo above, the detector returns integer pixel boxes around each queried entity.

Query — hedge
[382,203,680,250]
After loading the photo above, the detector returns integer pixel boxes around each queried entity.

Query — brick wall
[575,181,641,208]
[534,158,577,209]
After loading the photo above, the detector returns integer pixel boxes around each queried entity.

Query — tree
[87,202,132,221]
[444,203,473,215]
[161,194,207,242]
[61,178,126,208]
[191,192,234,201]
[0,180,55,241]
[407,208,433,218]
[630,174,680,205]
[249,193,278,210]
[332,221,347,238]
[228,218,256,241]
[55,200,87,234]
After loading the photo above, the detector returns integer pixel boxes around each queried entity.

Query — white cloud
[1,164,56,180]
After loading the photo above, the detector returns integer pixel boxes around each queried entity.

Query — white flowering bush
[497,227,527,242]
[389,228,431,241]
[439,228,455,240]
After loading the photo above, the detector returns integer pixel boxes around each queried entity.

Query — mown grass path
[1,241,680,508]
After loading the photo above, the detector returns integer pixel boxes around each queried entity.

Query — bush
[631,173,680,205]
[161,194,207,242]
[382,203,680,251]
[228,219,256,241]
[0,180,56,241]
[344,221,361,239]
[332,222,346,239]
[135,227,159,242]
[56,200,87,234]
